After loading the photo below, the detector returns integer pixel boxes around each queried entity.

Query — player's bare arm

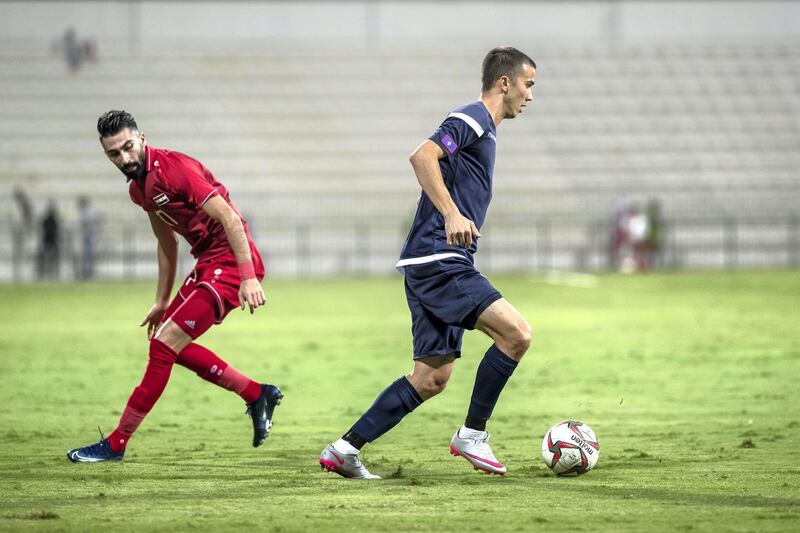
[409,140,481,249]
[201,195,265,314]
[139,211,179,338]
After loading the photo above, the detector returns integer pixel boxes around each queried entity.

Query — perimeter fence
[5,211,799,282]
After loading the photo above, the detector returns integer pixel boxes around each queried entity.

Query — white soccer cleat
[450,426,507,475]
[319,444,381,479]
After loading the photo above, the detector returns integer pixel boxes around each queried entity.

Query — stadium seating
[1,44,798,277]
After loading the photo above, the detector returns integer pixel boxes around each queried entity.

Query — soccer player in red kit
[67,110,283,462]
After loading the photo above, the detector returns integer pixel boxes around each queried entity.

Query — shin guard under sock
[349,376,423,444]
[466,344,518,429]
[108,339,178,451]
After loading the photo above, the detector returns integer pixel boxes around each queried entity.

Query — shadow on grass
[570,485,800,510]
[2,511,60,521]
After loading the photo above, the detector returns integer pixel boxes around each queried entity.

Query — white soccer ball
[541,420,600,476]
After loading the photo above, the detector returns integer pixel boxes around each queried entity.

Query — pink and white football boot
[450,426,507,475]
[320,442,381,479]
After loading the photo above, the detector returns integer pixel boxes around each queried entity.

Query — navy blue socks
[466,344,518,430]
[344,347,517,447]
[347,376,423,447]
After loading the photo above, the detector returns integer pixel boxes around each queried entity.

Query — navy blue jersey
[397,101,496,271]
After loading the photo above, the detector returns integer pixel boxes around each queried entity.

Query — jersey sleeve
[428,111,486,158]
[170,156,219,210]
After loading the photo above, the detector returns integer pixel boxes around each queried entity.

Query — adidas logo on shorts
[184,320,196,330]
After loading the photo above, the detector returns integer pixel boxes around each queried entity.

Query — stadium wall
[1,1,800,50]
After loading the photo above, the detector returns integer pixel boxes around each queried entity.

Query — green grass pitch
[1,271,799,531]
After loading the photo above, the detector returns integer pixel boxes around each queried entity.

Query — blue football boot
[67,429,125,463]
[246,384,283,447]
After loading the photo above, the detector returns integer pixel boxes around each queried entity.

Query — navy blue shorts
[403,258,502,360]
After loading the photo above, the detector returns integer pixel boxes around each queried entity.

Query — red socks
[108,339,177,452]
[107,406,147,452]
[107,341,261,453]
[176,343,261,403]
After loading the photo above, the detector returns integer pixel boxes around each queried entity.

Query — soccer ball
[541,420,600,476]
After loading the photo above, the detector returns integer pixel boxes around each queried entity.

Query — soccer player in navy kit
[67,111,283,462]
[320,47,536,478]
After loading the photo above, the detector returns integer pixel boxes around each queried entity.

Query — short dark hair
[97,110,138,138]
[481,47,536,92]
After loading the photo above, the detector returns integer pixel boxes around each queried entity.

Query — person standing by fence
[38,200,61,279]
[77,195,98,280]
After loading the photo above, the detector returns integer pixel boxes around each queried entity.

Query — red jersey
[129,146,255,259]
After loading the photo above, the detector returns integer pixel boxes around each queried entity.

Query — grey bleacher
[1,44,799,278]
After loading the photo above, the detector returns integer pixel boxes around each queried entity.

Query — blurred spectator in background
[610,200,663,273]
[52,27,97,74]
[63,27,82,73]
[628,204,650,272]
[77,195,98,280]
[37,201,61,279]
[609,201,631,270]
[644,199,663,270]
[11,186,34,281]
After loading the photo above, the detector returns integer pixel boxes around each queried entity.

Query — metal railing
[4,213,799,283]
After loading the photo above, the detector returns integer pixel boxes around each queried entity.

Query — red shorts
[163,247,265,339]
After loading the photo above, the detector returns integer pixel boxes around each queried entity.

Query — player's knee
[153,320,191,353]
[430,373,450,395]
[421,379,448,398]
[416,373,450,399]
[147,338,179,365]
[504,321,532,360]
